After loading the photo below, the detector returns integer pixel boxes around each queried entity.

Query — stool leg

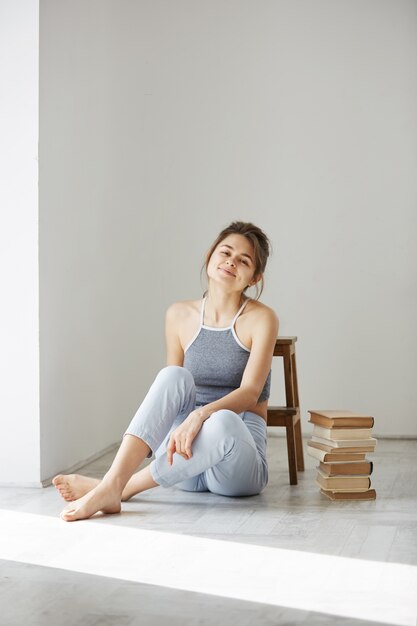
[294,417,305,472]
[285,419,298,485]
[291,351,299,408]
[290,348,304,474]
[283,346,295,407]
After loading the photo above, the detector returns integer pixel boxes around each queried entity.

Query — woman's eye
[241,259,248,265]
[221,250,229,255]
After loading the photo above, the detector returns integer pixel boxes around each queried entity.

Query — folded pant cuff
[124,430,155,459]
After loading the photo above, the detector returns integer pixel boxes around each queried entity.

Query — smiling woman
[204,221,270,300]
[208,236,257,296]
[53,221,279,522]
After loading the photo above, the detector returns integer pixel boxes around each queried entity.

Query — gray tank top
[183,297,271,406]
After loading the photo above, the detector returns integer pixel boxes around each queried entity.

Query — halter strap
[231,298,250,326]
[200,296,250,328]
[199,297,207,326]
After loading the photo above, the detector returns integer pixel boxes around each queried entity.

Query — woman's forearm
[196,386,260,423]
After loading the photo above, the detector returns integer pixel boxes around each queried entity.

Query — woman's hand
[166,409,206,465]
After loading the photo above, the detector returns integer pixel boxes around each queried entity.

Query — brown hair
[203,221,271,300]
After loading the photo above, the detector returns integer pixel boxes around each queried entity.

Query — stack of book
[307,410,377,501]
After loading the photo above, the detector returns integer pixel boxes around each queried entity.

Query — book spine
[318,461,373,476]
[312,425,372,440]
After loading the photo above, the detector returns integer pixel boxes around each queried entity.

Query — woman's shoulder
[166,299,201,323]
[237,299,279,348]
[243,299,279,340]
[246,298,279,324]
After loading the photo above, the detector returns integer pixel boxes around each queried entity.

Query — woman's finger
[168,427,196,461]
[167,437,176,465]
[184,436,194,459]
[178,435,188,452]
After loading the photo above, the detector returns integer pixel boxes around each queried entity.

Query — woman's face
[206,234,260,293]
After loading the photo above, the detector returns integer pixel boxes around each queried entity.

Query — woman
[54,221,279,521]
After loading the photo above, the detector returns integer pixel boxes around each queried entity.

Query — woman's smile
[219,266,236,277]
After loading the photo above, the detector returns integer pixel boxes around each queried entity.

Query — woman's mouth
[219,267,236,277]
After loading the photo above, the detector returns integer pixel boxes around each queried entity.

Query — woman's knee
[155,365,194,387]
[204,409,242,437]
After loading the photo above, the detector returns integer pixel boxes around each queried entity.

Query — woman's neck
[204,286,246,326]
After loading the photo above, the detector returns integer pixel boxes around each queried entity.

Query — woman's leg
[60,436,152,521]
[54,465,157,503]
[150,409,268,497]
[202,410,268,496]
[57,411,267,505]
[59,366,196,521]
[58,410,267,510]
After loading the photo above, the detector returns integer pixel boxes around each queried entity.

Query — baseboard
[0,480,45,489]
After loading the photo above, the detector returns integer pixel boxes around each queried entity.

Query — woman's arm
[165,303,184,366]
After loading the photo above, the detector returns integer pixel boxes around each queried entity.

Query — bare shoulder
[166,299,202,350]
[245,299,279,329]
[165,299,201,325]
[236,299,278,350]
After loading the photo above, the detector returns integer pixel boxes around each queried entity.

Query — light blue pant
[125,366,268,497]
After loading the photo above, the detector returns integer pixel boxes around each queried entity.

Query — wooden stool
[267,337,305,485]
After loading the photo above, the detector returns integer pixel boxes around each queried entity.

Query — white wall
[0,1,40,485]
[36,0,417,481]
[38,1,169,481]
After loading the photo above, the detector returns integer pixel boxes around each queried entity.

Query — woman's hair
[203,221,271,300]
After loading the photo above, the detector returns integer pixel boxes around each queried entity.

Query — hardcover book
[308,440,376,454]
[320,488,376,501]
[318,460,373,476]
[308,410,374,429]
[307,444,367,463]
[316,468,371,492]
[311,436,377,449]
[312,425,373,440]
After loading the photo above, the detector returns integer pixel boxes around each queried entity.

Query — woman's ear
[251,273,262,286]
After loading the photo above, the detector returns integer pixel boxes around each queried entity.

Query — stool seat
[268,406,299,420]
[267,336,305,485]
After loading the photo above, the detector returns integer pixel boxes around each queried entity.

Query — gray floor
[0,437,416,626]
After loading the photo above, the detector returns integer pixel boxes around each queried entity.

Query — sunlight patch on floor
[0,509,416,626]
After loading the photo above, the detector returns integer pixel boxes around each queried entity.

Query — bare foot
[53,474,100,502]
[60,482,121,522]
